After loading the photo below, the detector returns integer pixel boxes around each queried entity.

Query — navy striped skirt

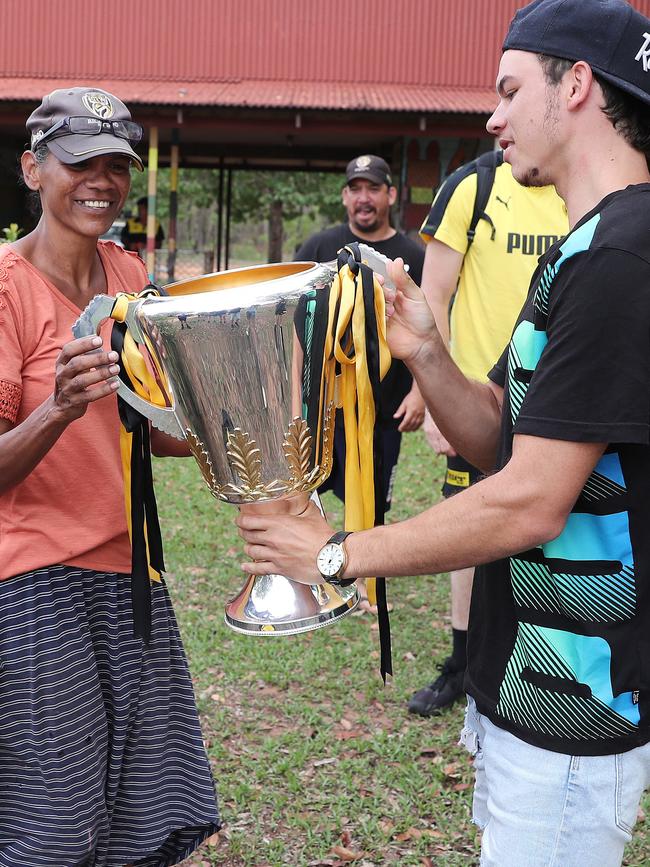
[0,565,220,866]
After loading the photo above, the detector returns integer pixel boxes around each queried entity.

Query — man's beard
[516,166,548,188]
[351,210,379,234]
[513,93,559,188]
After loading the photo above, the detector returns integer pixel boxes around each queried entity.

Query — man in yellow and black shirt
[408,151,568,716]
[121,196,165,256]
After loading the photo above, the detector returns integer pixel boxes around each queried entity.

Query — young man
[295,155,425,517]
[239,0,650,862]
[410,153,568,717]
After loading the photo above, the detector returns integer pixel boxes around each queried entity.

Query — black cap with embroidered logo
[26,87,144,170]
[345,154,393,187]
[503,0,650,107]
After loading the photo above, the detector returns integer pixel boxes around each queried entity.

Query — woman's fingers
[54,337,121,416]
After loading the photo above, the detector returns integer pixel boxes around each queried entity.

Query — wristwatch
[316,531,355,586]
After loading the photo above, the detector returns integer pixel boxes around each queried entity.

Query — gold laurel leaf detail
[283,417,313,483]
[226,428,262,493]
[185,429,221,496]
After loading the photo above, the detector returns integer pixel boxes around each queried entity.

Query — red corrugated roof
[0,77,497,113]
[2,0,650,113]
[0,0,514,87]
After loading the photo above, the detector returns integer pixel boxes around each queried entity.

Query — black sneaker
[407,658,465,716]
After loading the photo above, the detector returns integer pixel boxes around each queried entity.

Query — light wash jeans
[460,698,650,867]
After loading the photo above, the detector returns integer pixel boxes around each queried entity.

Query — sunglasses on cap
[32,115,144,149]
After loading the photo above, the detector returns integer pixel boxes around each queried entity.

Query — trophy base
[224,573,359,635]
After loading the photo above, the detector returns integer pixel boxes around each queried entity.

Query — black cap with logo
[504,0,650,107]
[345,154,393,187]
[27,87,144,170]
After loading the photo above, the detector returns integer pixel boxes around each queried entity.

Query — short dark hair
[538,54,650,161]
[137,195,148,206]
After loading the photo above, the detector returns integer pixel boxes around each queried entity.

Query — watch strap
[328,530,352,545]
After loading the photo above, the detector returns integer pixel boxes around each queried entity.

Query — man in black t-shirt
[240,2,650,863]
[295,155,425,518]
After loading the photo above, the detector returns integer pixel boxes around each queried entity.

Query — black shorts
[442,453,482,499]
[318,421,401,513]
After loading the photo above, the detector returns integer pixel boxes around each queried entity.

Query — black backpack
[424,149,504,248]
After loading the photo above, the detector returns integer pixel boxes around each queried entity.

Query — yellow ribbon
[317,258,391,604]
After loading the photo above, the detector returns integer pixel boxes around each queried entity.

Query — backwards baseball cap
[345,154,393,186]
[27,87,144,170]
[503,0,650,107]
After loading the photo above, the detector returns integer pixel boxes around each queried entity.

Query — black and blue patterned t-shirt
[468,184,650,756]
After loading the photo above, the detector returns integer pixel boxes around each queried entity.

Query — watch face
[317,543,345,578]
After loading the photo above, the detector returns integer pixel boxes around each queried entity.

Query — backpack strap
[467,149,503,247]
[420,149,504,249]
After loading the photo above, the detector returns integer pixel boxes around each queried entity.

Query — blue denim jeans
[460,698,650,867]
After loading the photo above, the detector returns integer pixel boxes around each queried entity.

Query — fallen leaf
[335,731,363,741]
[330,845,365,862]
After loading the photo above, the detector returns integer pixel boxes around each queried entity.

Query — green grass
[153,432,650,866]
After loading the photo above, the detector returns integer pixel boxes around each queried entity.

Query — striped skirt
[0,565,220,867]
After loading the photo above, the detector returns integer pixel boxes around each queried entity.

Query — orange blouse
[0,241,149,580]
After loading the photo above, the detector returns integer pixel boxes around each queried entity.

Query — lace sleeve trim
[0,250,18,314]
[0,379,21,423]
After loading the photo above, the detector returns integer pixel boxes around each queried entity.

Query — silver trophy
[73,247,395,635]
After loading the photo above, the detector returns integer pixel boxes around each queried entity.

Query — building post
[146,125,159,282]
[225,167,233,270]
[216,157,224,271]
[167,128,180,283]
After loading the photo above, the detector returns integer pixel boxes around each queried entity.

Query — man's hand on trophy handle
[236,501,332,584]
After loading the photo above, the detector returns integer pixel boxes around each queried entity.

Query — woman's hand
[0,336,121,495]
[236,499,334,585]
[52,335,120,423]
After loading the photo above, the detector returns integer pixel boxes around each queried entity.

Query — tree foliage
[126,167,345,259]
[228,170,343,224]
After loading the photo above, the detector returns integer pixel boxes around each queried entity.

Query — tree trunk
[267,199,284,263]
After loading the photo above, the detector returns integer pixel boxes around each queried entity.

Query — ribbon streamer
[313,243,393,680]
[110,288,169,642]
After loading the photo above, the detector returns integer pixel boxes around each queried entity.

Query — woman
[0,87,219,866]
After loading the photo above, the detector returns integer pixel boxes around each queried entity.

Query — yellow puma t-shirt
[420,160,569,382]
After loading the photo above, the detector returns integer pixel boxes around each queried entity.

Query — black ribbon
[111,322,166,643]
[341,243,393,682]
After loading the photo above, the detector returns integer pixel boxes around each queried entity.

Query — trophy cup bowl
[73,258,379,635]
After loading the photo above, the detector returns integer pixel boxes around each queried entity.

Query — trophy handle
[354,243,404,288]
[72,294,185,440]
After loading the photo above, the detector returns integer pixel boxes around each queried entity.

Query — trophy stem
[224,572,358,635]
[223,493,359,635]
